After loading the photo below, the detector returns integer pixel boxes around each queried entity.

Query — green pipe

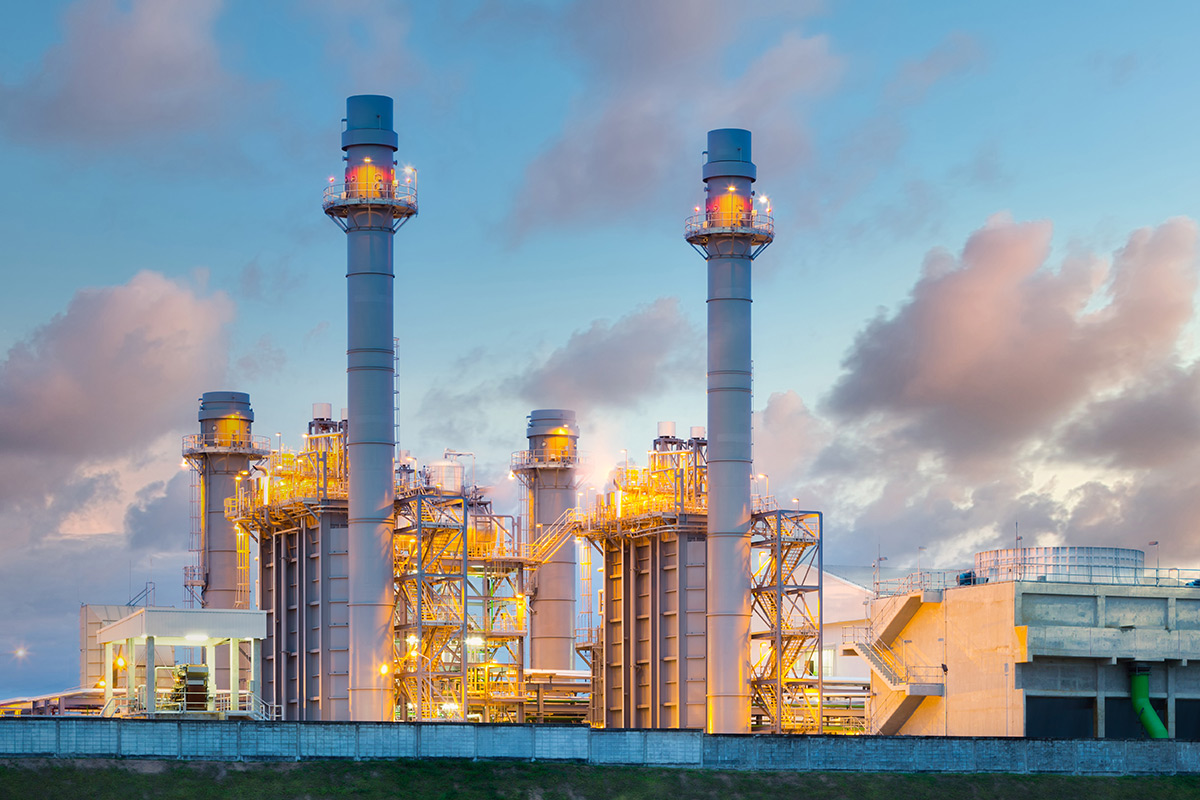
[1130,663,1169,739]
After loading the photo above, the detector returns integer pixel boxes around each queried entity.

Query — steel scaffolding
[393,485,527,723]
[749,509,823,733]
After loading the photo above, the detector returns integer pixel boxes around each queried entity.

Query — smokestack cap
[526,408,579,439]
[342,95,399,151]
[198,391,254,423]
[702,128,756,182]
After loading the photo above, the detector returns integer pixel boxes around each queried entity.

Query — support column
[206,644,217,711]
[125,638,135,707]
[145,637,156,714]
[252,638,262,700]
[230,638,241,712]
[1168,662,1176,738]
[103,642,113,705]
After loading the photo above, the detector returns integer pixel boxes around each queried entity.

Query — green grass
[2,759,1200,800]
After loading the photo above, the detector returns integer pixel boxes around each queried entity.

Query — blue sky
[3,0,1200,696]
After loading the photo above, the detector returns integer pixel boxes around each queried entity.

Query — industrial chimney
[513,409,580,670]
[182,391,264,610]
[323,95,418,721]
[684,129,774,733]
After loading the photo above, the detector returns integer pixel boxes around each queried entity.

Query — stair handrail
[523,507,578,564]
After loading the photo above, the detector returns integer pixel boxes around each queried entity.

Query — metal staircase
[842,591,945,734]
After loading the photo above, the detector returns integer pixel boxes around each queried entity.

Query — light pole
[1149,541,1160,585]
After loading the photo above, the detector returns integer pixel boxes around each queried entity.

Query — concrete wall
[876,580,1200,737]
[878,581,1024,737]
[3,718,1200,774]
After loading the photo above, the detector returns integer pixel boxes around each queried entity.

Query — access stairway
[842,589,945,734]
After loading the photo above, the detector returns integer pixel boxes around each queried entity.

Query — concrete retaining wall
[0,719,1192,774]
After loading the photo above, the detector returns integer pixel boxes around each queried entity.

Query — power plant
[3,96,1194,749]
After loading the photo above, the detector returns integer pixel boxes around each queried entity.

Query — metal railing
[182,433,271,455]
[875,565,1200,597]
[684,210,774,238]
[322,180,417,211]
[842,627,943,688]
[520,508,578,564]
[510,449,581,469]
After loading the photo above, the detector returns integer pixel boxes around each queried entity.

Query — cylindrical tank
[324,94,416,722]
[974,546,1145,584]
[685,128,773,734]
[192,391,255,609]
[522,409,579,670]
[657,421,677,438]
[427,459,465,494]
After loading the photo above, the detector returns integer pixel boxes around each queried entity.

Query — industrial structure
[573,423,826,733]
[685,128,774,734]
[845,546,1200,739]
[392,459,531,723]
[225,404,352,719]
[13,97,1195,749]
[181,391,269,611]
[512,410,580,672]
[324,94,417,722]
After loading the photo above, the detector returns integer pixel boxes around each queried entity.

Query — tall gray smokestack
[684,128,773,734]
[323,95,418,721]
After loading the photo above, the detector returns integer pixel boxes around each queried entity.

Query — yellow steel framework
[749,509,823,733]
[226,430,349,528]
[393,485,528,723]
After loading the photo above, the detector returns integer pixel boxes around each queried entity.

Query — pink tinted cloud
[0,270,233,462]
[828,216,1198,461]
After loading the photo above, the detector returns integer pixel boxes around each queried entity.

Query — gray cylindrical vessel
[523,409,580,670]
[685,128,773,734]
[324,95,416,721]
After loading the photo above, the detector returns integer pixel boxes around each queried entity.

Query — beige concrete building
[845,547,1200,739]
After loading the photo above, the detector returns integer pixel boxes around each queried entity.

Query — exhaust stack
[513,409,580,669]
[323,94,417,721]
[684,128,774,733]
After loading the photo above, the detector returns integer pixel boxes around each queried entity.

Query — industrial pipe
[1129,662,1168,739]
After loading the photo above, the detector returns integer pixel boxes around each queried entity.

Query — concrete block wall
[1,718,1199,774]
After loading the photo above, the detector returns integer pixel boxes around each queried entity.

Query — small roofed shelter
[98,607,267,717]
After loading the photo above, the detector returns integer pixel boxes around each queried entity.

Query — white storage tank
[426,459,465,493]
[973,546,1145,585]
